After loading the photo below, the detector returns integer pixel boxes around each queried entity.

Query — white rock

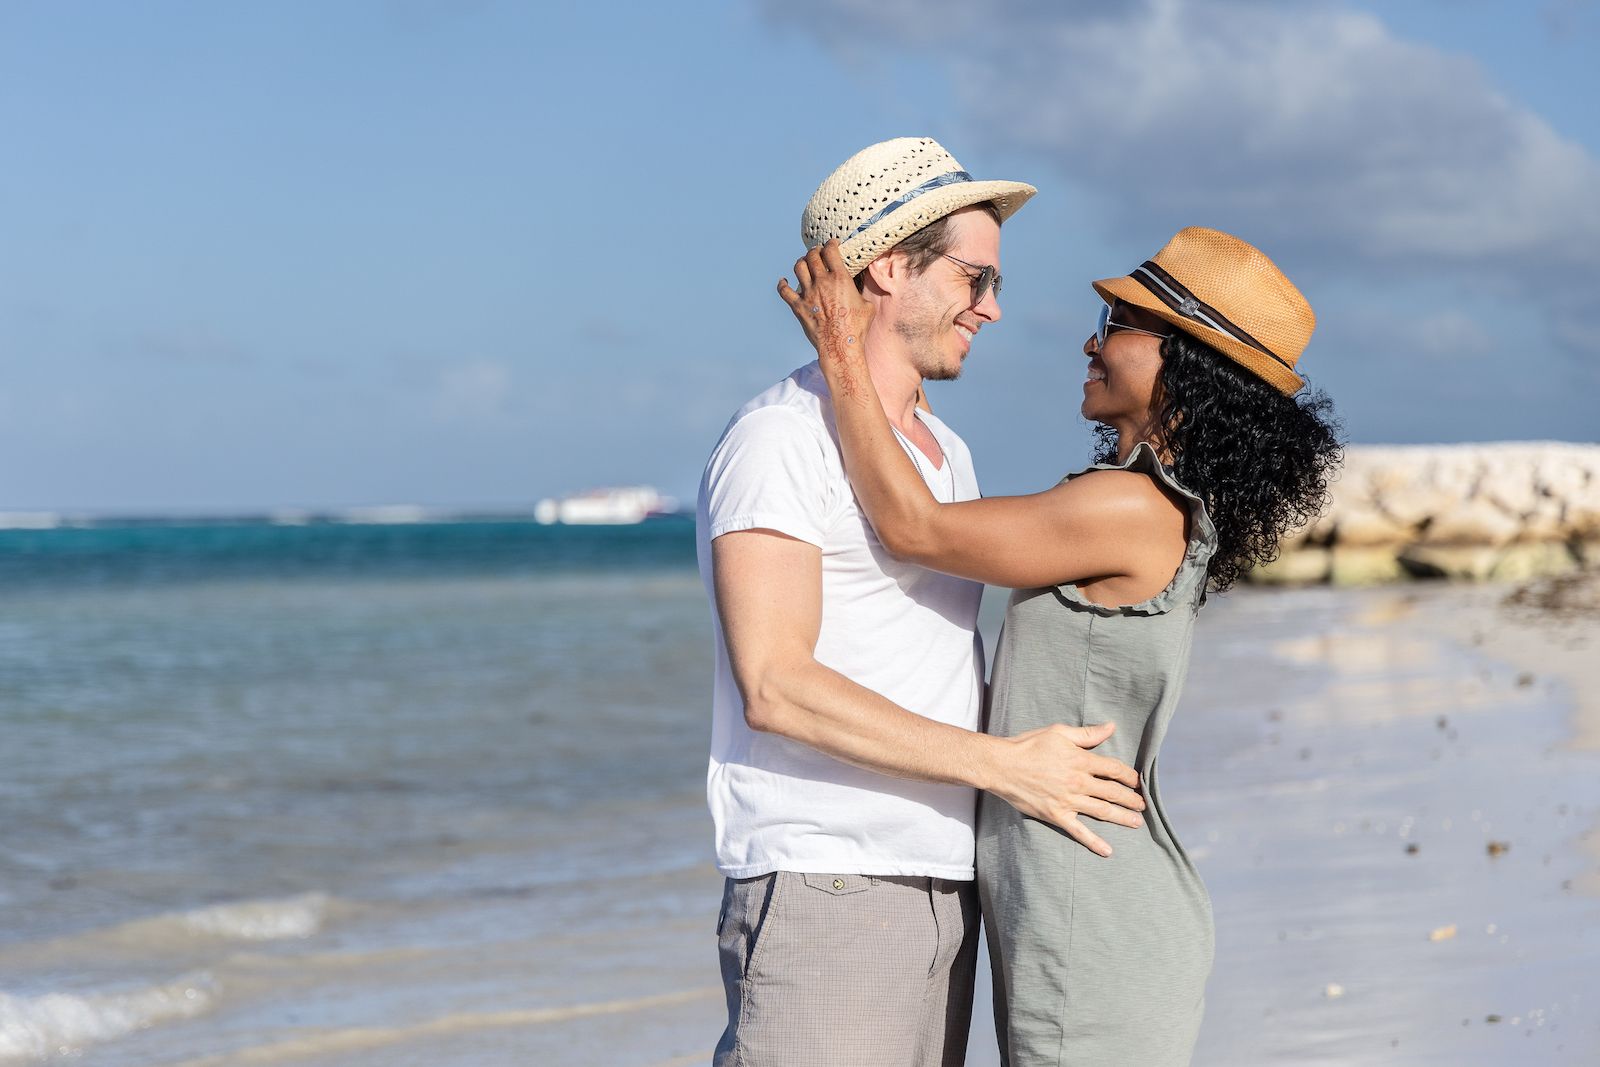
[1535,453,1589,497]
[1491,543,1578,582]
[1518,496,1568,542]
[1397,545,1501,581]
[1331,502,1414,547]
[1329,546,1406,586]
[1377,481,1460,529]
[1418,498,1522,547]
[1566,484,1600,538]
[1245,444,1600,581]
[1478,459,1540,516]
[1249,547,1332,585]
[1576,540,1600,571]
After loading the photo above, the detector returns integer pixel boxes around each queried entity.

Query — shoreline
[7,574,1597,1065]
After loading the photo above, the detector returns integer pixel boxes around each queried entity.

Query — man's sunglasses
[1096,302,1172,348]
[941,254,1001,306]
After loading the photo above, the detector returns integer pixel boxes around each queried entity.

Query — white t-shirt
[695,362,985,880]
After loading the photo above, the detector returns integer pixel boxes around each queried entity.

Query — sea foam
[0,971,215,1061]
[1,893,338,976]
[59,892,337,955]
[173,892,330,941]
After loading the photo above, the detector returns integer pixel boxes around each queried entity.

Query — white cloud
[767,0,1600,354]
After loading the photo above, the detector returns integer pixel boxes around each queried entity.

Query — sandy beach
[521,575,1600,1066]
[1172,574,1600,1065]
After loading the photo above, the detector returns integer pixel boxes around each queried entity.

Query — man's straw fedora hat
[1093,227,1315,395]
[803,137,1036,276]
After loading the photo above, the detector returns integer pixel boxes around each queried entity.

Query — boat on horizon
[534,486,676,526]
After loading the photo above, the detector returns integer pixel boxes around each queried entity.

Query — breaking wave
[0,971,216,1061]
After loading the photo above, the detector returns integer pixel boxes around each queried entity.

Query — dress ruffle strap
[1051,441,1219,617]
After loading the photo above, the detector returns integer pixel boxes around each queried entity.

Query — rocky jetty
[1247,442,1600,585]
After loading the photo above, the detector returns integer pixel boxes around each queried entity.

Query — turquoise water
[0,516,696,588]
[0,518,713,1063]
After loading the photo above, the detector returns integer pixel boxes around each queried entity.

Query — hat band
[845,170,974,240]
[1130,261,1293,372]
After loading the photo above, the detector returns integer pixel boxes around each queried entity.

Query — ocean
[3,519,1597,1065]
[0,518,716,1064]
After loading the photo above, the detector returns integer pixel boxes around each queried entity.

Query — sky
[2,0,1596,514]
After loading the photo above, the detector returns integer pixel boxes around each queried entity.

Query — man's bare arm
[713,528,1145,857]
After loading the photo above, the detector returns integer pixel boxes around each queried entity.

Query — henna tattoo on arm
[817,291,868,402]
[821,323,862,400]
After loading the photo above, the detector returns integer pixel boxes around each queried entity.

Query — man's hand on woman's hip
[981,722,1144,858]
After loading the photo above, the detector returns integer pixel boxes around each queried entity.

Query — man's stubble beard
[914,348,962,382]
[891,284,963,383]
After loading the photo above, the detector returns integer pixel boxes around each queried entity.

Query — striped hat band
[1130,261,1293,372]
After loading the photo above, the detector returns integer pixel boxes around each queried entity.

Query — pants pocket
[734,872,785,981]
[801,872,873,896]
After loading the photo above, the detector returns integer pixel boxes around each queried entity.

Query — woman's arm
[854,474,1183,589]
[779,240,1179,589]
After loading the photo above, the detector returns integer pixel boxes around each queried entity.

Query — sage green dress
[976,442,1218,1066]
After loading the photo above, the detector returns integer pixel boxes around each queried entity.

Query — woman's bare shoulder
[1060,468,1189,535]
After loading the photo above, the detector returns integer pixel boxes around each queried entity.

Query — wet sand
[1100,577,1597,1065]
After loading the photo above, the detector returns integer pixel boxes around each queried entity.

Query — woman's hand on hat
[778,240,874,388]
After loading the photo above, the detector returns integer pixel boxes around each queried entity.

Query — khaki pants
[714,871,979,1067]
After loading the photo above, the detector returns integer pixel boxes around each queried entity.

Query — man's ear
[861,251,901,298]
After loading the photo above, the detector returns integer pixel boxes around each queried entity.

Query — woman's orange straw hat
[1093,227,1316,395]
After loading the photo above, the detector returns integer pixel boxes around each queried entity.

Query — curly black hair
[1092,331,1344,591]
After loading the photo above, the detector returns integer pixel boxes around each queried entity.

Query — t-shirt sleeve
[703,406,832,548]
